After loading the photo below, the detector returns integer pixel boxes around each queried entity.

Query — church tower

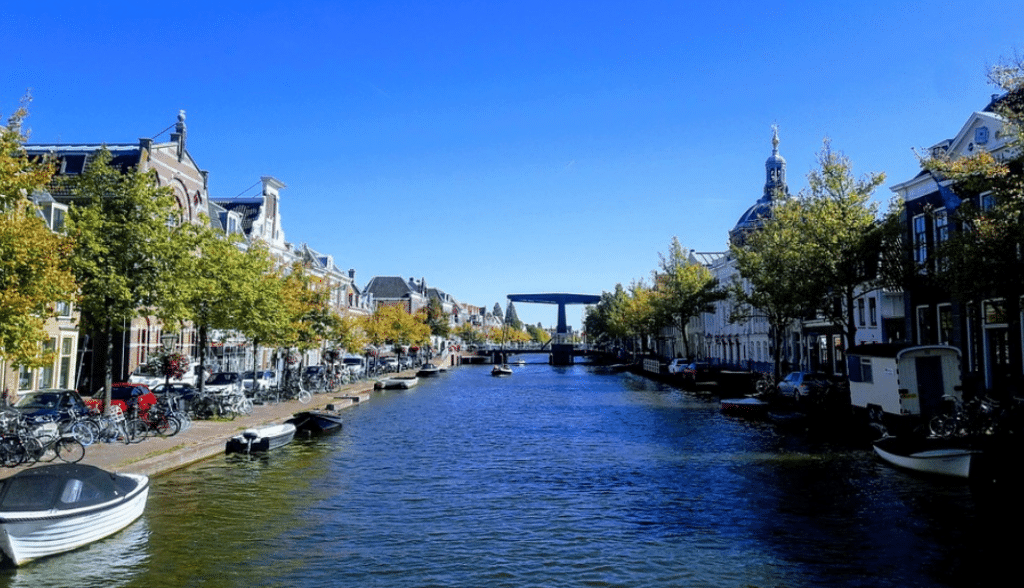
[729,125,790,247]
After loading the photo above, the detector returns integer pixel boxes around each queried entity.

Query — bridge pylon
[506,293,600,365]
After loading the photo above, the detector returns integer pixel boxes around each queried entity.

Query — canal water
[2,359,1018,587]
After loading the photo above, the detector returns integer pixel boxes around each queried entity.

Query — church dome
[730,126,789,247]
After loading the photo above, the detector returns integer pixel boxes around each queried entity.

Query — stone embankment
[0,373,411,481]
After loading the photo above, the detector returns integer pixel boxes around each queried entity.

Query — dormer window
[60,154,86,174]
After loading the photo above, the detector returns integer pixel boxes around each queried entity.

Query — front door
[915,355,945,418]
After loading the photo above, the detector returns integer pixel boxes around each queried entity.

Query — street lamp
[161,333,178,353]
[161,333,178,388]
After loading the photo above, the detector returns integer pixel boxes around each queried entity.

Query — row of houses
[1,111,500,397]
[659,98,1020,396]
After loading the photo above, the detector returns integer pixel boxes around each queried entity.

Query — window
[917,305,936,344]
[913,215,928,266]
[59,337,73,389]
[981,192,996,211]
[938,304,953,345]
[61,154,86,174]
[55,300,72,318]
[860,358,873,383]
[39,339,56,389]
[18,365,32,390]
[869,297,877,327]
[934,208,948,244]
[857,299,865,326]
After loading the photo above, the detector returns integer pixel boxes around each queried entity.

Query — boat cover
[0,464,137,513]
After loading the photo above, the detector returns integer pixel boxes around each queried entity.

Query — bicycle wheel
[0,438,26,467]
[755,377,772,395]
[56,437,86,463]
[126,418,148,443]
[21,436,45,464]
[69,421,95,446]
[297,390,312,404]
[929,415,955,438]
[239,398,254,416]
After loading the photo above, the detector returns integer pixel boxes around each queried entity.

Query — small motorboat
[417,364,442,377]
[287,405,345,436]
[872,435,980,479]
[491,364,513,377]
[225,423,296,454]
[374,376,419,390]
[0,463,150,566]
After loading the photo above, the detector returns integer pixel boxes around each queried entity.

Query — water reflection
[2,362,1017,587]
[0,519,150,588]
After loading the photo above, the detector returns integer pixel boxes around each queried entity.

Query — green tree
[525,323,551,344]
[424,297,451,338]
[453,322,484,345]
[504,301,523,330]
[922,56,1024,386]
[652,237,726,359]
[64,148,183,406]
[800,140,886,353]
[0,100,77,369]
[730,196,821,381]
[171,224,281,389]
[584,285,631,348]
[278,263,336,357]
[618,279,658,355]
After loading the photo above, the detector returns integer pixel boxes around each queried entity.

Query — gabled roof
[364,276,416,299]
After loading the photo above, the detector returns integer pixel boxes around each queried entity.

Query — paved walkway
[0,378,383,480]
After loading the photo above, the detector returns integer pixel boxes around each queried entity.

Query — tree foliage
[360,304,430,350]
[730,195,821,380]
[922,55,1024,384]
[424,297,451,338]
[504,301,523,330]
[652,237,726,358]
[63,147,183,401]
[0,100,77,368]
[800,140,886,350]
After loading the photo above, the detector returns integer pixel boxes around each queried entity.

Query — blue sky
[4,1,1021,329]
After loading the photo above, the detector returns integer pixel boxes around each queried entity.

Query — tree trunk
[198,324,208,393]
[103,313,114,411]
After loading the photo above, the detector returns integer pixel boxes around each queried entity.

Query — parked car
[776,372,835,403]
[204,372,243,396]
[241,370,278,394]
[84,383,158,415]
[341,356,366,377]
[151,382,200,402]
[128,359,205,387]
[12,389,90,421]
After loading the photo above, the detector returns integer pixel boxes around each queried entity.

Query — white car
[242,370,278,393]
[341,356,366,377]
[205,372,243,395]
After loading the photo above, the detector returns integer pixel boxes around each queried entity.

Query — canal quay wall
[0,373,408,481]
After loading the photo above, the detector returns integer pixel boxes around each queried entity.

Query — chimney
[349,269,356,280]
[168,110,186,161]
